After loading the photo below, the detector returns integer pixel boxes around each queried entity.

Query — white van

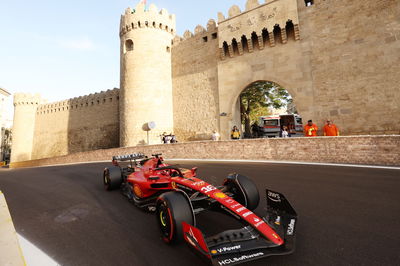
[259,114,303,137]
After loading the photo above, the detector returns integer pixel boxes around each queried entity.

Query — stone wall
[214,0,400,139]
[10,136,400,168]
[304,0,400,135]
[31,89,120,159]
[171,20,220,141]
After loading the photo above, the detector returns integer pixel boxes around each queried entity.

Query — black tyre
[155,191,194,244]
[103,166,122,191]
[224,174,260,211]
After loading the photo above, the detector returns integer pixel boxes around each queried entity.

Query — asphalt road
[0,161,399,266]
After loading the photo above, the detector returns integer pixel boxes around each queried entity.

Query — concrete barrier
[0,191,26,266]
[10,135,400,169]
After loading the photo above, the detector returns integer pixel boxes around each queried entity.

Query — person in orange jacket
[323,120,339,136]
[304,120,318,137]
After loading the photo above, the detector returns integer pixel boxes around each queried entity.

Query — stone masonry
[11,0,400,162]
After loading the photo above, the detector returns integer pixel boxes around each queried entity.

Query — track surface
[0,161,399,266]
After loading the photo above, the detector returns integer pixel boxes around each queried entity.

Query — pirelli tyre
[156,191,194,244]
[224,173,260,211]
[103,166,122,191]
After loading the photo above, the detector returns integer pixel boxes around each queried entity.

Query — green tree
[239,81,292,137]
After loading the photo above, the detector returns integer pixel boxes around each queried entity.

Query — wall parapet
[218,0,300,59]
[120,2,176,37]
[9,135,400,169]
[36,88,119,115]
[13,93,42,106]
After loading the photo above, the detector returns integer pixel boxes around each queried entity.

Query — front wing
[182,189,297,266]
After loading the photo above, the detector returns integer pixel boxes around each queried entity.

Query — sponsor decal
[267,191,281,202]
[214,192,227,199]
[171,182,176,189]
[225,199,235,204]
[217,252,264,265]
[254,221,264,227]
[253,217,260,222]
[201,184,216,193]
[230,203,241,208]
[272,233,279,239]
[235,207,246,213]
[147,206,156,212]
[287,219,296,235]
[211,249,218,254]
[215,245,241,254]
[220,206,241,220]
[193,181,205,186]
[242,211,253,217]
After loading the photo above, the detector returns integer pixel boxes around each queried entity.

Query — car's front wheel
[223,173,260,211]
[155,191,194,244]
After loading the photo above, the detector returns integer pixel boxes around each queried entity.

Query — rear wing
[112,153,146,162]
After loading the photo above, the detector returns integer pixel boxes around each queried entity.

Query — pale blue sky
[0,0,249,103]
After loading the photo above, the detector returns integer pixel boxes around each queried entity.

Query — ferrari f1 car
[103,153,298,265]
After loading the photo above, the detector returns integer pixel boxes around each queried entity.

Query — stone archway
[235,80,297,138]
[217,62,314,140]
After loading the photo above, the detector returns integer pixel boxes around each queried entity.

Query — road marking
[17,233,60,266]
[166,159,400,170]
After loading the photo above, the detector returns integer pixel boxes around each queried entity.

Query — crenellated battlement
[173,19,218,47]
[217,0,300,60]
[119,2,176,37]
[36,88,119,115]
[13,93,42,106]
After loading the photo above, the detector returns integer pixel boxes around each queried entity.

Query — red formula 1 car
[103,153,297,266]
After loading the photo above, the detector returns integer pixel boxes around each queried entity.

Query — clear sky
[0,0,249,104]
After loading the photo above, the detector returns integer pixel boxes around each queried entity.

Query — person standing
[323,120,339,136]
[280,126,290,138]
[231,126,241,140]
[211,130,220,141]
[304,120,318,137]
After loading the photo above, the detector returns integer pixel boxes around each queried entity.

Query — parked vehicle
[259,114,303,137]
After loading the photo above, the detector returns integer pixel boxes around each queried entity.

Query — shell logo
[214,192,227,199]
[133,184,143,198]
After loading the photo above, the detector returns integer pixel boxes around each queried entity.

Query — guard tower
[11,93,42,162]
[119,2,176,146]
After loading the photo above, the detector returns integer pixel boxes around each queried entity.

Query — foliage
[239,81,292,137]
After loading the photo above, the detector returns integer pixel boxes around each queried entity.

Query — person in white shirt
[211,130,220,141]
[281,126,290,138]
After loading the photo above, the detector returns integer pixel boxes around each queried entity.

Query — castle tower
[119,2,176,146]
[10,93,42,163]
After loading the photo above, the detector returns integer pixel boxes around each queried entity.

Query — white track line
[17,234,60,266]
[166,159,400,170]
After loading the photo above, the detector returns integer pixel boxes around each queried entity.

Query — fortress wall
[302,0,400,134]
[172,23,220,141]
[31,89,120,160]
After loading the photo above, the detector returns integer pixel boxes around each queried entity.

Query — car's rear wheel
[156,191,194,244]
[103,166,122,191]
[224,174,260,211]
